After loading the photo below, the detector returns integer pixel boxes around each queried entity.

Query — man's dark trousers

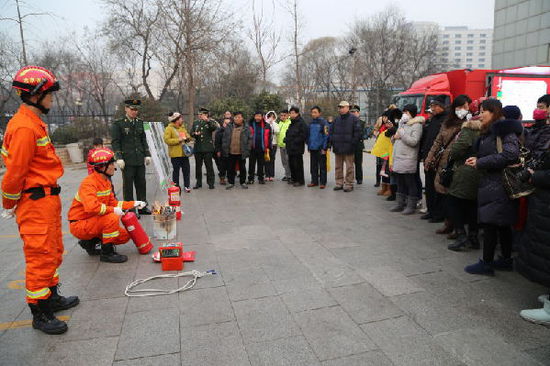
[354,147,363,183]
[310,150,327,185]
[227,154,247,185]
[122,164,146,201]
[425,170,443,219]
[289,154,305,184]
[248,149,265,182]
[195,152,215,187]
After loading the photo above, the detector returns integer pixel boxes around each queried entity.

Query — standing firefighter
[68,148,147,263]
[111,99,152,215]
[1,66,79,334]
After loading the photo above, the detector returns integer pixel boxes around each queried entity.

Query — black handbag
[496,136,535,199]
[439,158,455,188]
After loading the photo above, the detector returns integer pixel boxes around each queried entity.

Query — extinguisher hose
[124,269,217,297]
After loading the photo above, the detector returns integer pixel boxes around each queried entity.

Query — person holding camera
[516,96,550,325]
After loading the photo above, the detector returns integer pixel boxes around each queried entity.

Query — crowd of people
[163,101,366,192]
[371,93,550,324]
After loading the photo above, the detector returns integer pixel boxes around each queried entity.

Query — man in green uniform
[192,108,218,189]
[111,99,152,214]
[350,104,366,184]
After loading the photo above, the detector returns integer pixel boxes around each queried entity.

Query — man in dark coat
[329,101,362,192]
[191,108,218,189]
[420,96,448,222]
[247,111,272,185]
[222,112,251,189]
[350,105,366,184]
[111,99,152,215]
[284,106,309,187]
[214,117,231,185]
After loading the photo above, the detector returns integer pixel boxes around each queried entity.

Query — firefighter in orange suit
[68,148,147,263]
[1,66,79,335]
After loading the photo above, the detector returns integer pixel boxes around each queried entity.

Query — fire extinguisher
[168,184,182,221]
[121,211,154,254]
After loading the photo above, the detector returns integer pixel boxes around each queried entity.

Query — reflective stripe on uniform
[99,204,107,215]
[36,136,51,147]
[102,230,120,239]
[53,269,59,278]
[26,287,51,299]
[74,192,81,202]
[117,201,124,208]
[2,191,21,200]
[96,189,111,197]
[0,145,8,157]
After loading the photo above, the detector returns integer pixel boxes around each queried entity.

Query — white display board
[500,79,548,119]
[144,122,172,191]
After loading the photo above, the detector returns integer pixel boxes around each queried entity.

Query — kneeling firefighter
[1,66,79,335]
[68,148,147,263]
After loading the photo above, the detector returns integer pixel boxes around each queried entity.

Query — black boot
[468,228,480,249]
[100,244,128,263]
[448,228,469,251]
[78,238,101,256]
[49,285,79,312]
[29,299,68,335]
[386,185,397,201]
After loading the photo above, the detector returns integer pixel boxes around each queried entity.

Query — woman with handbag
[464,99,522,276]
[164,112,192,193]
[425,95,471,236]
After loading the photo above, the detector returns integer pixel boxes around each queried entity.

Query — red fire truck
[393,66,550,119]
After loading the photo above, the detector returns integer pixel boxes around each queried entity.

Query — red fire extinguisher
[168,184,182,220]
[121,211,154,254]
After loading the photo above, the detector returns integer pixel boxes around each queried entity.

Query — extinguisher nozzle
[206,269,217,275]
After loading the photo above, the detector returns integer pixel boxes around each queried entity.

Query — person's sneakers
[307,183,318,187]
[490,256,513,271]
[184,187,191,193]
[225,184,234,190]
[520,298,550,326]
[100,244,128,263]
[282,177,288,181]
[333,186,344,191]
[420,213,432,220]
[320,185,326,189]
[29,299,68,335]
[343,187,354,192]
[193,185,202,189]
[138,207,152,215]
[464,259,495,276]
[448,230,469,251]
[208,185,215,189]
[48,285,79,312]
[357,180,363,184]
[247,179,254,185]
[240,184,249,189]
[78,238,101,256]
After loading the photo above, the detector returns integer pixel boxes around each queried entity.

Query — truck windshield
[393,94,424,112]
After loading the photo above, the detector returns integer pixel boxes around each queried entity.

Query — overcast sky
[1,0,495,51]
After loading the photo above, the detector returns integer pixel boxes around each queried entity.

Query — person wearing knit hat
[164,112,192,192]
[502,105,522,120]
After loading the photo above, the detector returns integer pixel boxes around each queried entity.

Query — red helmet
[12,66,60,96]
[89,148,115,166]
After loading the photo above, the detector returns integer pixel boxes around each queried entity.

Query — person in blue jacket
[307,106,329,188]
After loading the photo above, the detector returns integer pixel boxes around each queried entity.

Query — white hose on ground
[124,269,216,297]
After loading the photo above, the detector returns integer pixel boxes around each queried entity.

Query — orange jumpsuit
[1,104,64,304]
[68,171,134,245]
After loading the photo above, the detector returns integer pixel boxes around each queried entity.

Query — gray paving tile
[115,309,180,361]
[281,287,337,313]
[179,287,234,327]
[233,296,301,344]
[56,297,127,341]
[328,283,403,324]
[358,265,425,296]
[113,353,180,366]
[435,328,542,366]
[361,316,464,366]
[246,335,320,366]
[180,321,249,366]
[223,267,277,301]
[321,351,393,366]
[126,293,179,314]
[524,344,550,365]
[43,336,118,366]
[83,269,135,300]
[294,306,377,361]
[0,327,56,365]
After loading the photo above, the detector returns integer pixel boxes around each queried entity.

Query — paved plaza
[1,151,550,366]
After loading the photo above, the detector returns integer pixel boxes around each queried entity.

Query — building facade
[437,26,493,70]
[493,0,550,69]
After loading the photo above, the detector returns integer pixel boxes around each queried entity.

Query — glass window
[466,58,472,62]
[455,58,461,62]
[480,46,486,50]
[480,52,485,56]
[443,47,449,51]
[468,34,474,38]
[456,40,462,44]
[479,64,485,67]
[467,40,474,44]
[455,34,462,38]
[466,64,472,68]
[443,34,449,38]
[480,40,486,44]
[480,34,487,38]
[479,58,485,62]
[467,53,473,56]
[443,40,449,44]
[394,94,424,112]
[455,46,461,50]
[467,46,473,50]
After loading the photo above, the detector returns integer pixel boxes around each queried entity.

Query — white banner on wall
[144,122,172,191]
